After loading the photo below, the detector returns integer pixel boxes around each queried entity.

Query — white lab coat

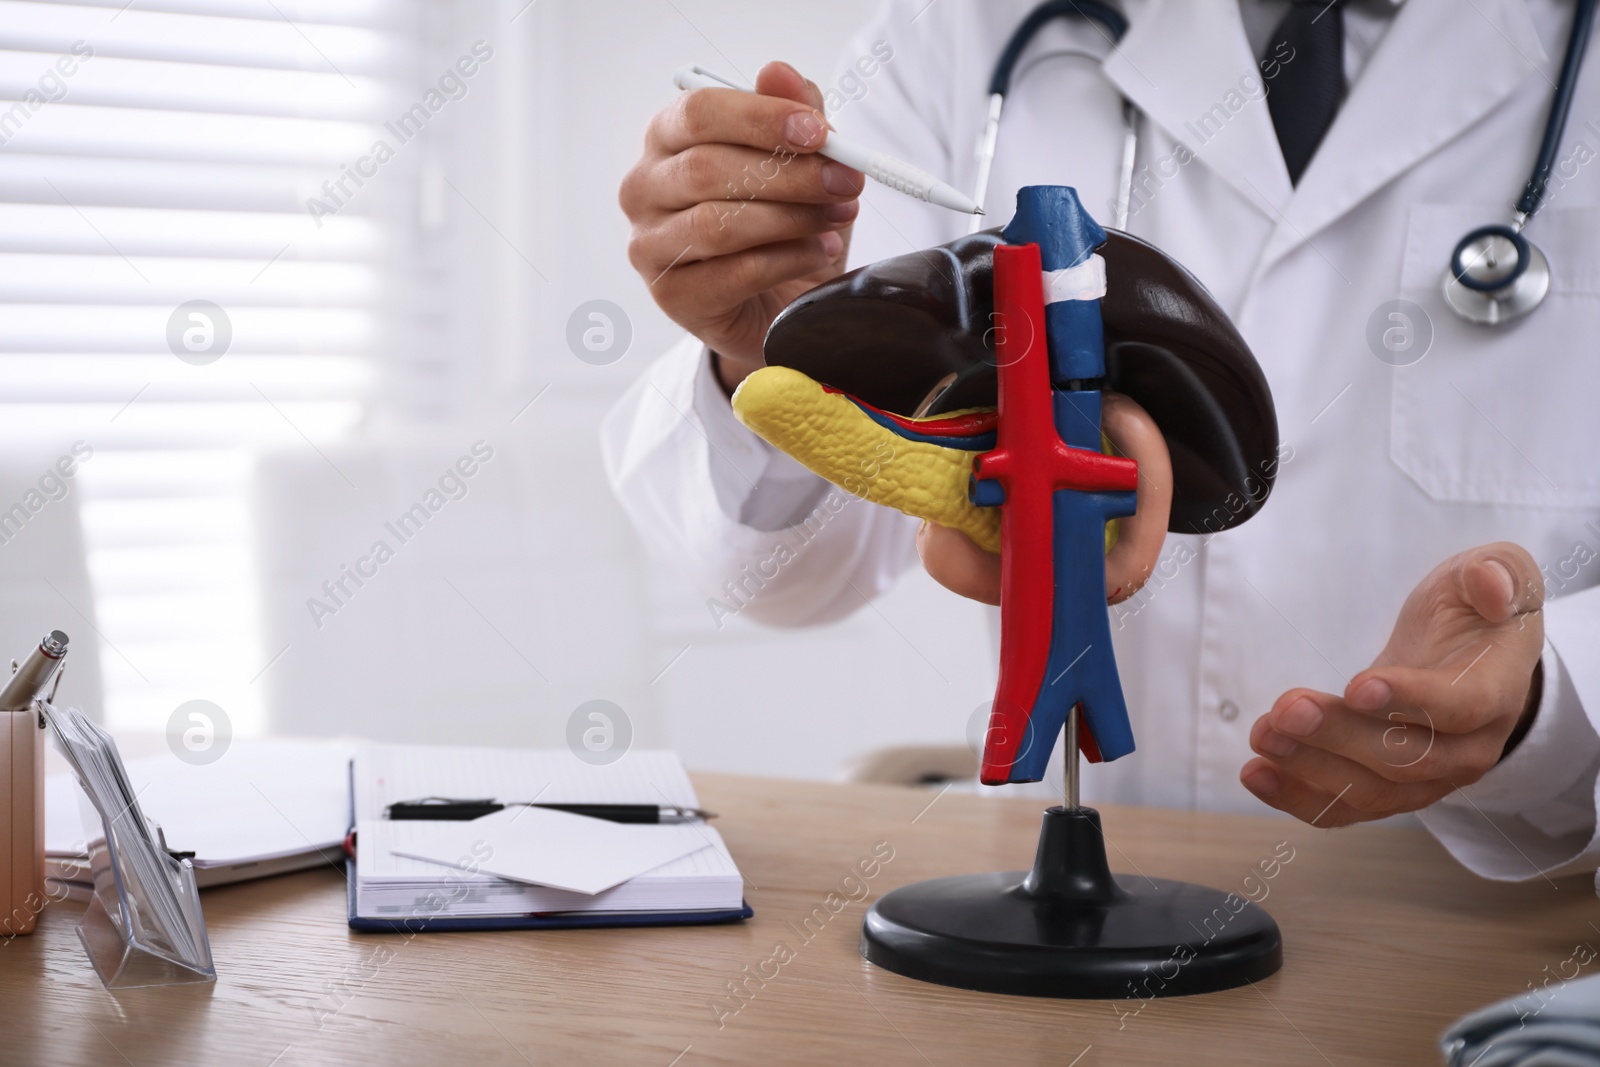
[603,0,1600,884]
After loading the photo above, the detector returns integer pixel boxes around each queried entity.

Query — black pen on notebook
[384,798,715,824]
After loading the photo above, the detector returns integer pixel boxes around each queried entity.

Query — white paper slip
[354,818,742,918]
[383,807,716,895]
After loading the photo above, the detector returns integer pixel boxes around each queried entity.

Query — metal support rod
[1064,705,1081,811]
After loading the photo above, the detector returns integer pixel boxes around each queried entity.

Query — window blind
[0,0,417,732]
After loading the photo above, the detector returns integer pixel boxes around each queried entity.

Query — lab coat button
[1218,699,1240,722]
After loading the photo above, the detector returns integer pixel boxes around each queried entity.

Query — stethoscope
[1446,0,1596,324]
[970,1,1135,233]
[972,0,1598,326]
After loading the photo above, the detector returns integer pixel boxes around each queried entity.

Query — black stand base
[861,806,1282,998]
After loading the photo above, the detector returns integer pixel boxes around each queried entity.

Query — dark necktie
[1264,0,1347,185]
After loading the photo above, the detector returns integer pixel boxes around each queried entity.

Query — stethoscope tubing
[979,0,1597,324]
[972,1,1132,232]
[969,53,1138,234]
[1516,0,1597,222]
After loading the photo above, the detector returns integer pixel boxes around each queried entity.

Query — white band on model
[1041,254,1107,304]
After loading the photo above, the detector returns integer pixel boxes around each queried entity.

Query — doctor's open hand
[619,60,863,391]
[1241,543,1546,827]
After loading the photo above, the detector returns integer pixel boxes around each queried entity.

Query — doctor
[605,0,1600,885]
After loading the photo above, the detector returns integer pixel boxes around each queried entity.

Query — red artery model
[971,239,1139,784]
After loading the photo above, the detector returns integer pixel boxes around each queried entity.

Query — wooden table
[5,773,1595,1066]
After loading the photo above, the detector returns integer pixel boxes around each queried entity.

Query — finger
[1346,656,1539,738]
[1240,758,1368,828]
[660,144,860,211]
[638,198,856,267]
[756,60,826,111]
[1452,541,1544,624]
[649,233,845,307]
[918,522,1001,605]
[1259,690,1502,786]
[650,84,830,157]
[1101,392,1171,604]
[1247,718,1446,817]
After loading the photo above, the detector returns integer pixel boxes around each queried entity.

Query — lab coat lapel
[1102,0,1293,223]
[1258,0,1548,273]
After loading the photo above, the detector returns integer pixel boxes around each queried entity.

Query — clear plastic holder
[41,701,215,988]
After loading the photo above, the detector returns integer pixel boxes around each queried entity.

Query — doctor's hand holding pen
[620,61,863,393]
[922,529,1548,828]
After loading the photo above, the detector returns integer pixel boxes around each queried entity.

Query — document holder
[43,702,216,989]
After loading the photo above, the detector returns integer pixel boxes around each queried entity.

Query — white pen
[672,64,984,217]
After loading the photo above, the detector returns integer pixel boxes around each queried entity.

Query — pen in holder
[0,631,67,938]
[43,701,215,988]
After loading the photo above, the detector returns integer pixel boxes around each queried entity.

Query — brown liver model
[763,228,1280,535]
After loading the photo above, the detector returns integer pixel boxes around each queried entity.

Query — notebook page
[358,820,497,881]
[47,738,359,863]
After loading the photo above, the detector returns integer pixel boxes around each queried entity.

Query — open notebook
[349,744,750,931]
[46,739,358,893]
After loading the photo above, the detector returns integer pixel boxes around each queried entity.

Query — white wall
[255,0,999,780]
[0,457,103,718]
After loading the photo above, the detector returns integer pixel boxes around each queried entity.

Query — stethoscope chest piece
[1442,224,1550,326]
